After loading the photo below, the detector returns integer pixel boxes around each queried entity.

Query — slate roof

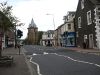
[29,18,37,28]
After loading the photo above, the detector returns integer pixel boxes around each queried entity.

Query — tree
[0,1,24,30]
[0,2,24,56]
[0,11,13,57]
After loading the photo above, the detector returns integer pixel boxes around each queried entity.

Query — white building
[42,30,55,46]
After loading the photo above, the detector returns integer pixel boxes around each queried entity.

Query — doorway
[89,34,94,48]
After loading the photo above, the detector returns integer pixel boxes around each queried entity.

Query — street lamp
[46,13,56,47]
[46,14,55,30]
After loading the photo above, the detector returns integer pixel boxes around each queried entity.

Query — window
[68,24,71,30]
[81,0,84,9]
[98,8,100,10]
[99,16,100,19]
[98,12,100,15]
[99,25,100,28]
[48,34,50,37]
[87,10,92,25]
[78,17,81,28]
[76,31,79,37]
[84,35,87,39]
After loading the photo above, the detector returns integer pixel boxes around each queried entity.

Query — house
[75,0,100,49]
[62,11,76,47]
[54,28,58,46]
[41,30,55,46]
[55,24,64,47]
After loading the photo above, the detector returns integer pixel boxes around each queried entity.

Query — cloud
[12,0,78,39]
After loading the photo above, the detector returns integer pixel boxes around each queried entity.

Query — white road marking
[33,53,37,56]
[30,57,42,75]
[30,52,100,75]
[54,53,100,68]
[43,52,49,54]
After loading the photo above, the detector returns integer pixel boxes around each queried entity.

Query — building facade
[55,11,76,47]
[62,11,76,47]
[27,18,38,45]
[75,0,100,49]
[42,30,55,46]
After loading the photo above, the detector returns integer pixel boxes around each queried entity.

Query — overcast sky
[0,0,78,39]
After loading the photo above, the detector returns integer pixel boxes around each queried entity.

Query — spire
[29,18,37,28]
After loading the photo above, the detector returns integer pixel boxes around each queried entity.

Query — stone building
[27,18,38,45]
[75,0,100,49]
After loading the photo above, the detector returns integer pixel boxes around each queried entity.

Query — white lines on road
[54,53,100,68]
[32,52,56,56]
[30,57,42,75]
[30,52,100,75]
[33,53,37,56]
[43,52,49,54]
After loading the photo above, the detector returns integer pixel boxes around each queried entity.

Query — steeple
[29,18,37,28]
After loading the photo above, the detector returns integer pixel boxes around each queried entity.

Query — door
[89,34,94,48]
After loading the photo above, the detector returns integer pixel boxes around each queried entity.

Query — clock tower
[27,18,38,44]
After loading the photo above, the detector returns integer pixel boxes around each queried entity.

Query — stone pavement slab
[0,47,31,75]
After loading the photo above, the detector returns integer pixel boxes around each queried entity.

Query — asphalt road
[23,45,100,75]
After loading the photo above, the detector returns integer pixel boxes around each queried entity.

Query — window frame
[81,0,84,9]
[78,17,81,28]
[87,10,92,25]
[68,23,71,30]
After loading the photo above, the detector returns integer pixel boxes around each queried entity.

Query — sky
[0,0,78,39]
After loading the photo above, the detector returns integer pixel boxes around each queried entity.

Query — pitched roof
[29,18,37,28]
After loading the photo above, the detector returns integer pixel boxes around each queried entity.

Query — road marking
[43,52,49,54]
[30,57,42,75]
[30,52,100,75]
[32,52,100,68]
[54,53,100,68]
[33,53,37,56]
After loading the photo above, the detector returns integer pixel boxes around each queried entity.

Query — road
[23,45,100,75]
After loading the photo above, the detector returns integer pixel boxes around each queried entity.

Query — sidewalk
[0,47,32,75]
[66,47,100,55]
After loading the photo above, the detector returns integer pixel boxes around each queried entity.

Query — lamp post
[46,14,56,47]
[46,14,55,30]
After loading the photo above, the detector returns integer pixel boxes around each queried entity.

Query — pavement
[66,47,100,55]
[0,47,32,75]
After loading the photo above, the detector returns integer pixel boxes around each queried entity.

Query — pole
[46,14,55,30]
[15,25,17,48]
[46,14,55,46]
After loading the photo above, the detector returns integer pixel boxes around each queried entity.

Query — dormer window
[81,0,84,9]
